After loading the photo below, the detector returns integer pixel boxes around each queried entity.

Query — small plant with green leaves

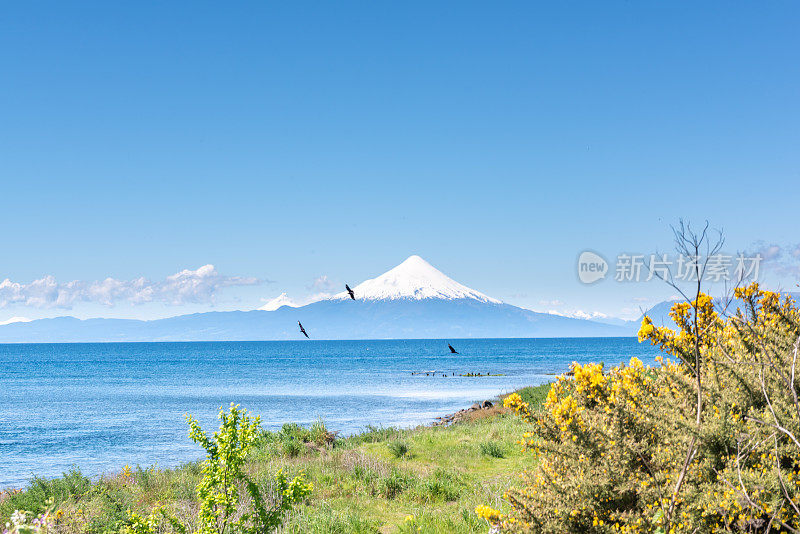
[122,404,311,534]
[377,469,415,499]
[387,440,409,459]
[187,403,262,534]
[125,507,186,534]
[479,440,505,458]
[186,403,312,534]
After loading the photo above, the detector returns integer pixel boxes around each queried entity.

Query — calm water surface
[0,338,659,488]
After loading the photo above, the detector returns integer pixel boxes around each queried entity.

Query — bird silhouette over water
[298,321,309,338]
[345,284,355,300]
[448,343,458,354]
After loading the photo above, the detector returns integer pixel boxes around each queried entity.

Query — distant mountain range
[632,292,800,329]
[4,255,786,343]
[0,256,632,342]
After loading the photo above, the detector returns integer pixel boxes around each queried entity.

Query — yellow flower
[637,316,655,341]
[475,504,502,522]
[504,392,531,418]
[503,392,523,409]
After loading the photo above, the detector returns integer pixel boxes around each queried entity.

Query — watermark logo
[577,251,608,284]
[577,251,762,284]
[612,253,761,283]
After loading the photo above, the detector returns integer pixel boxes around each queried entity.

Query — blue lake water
[0,338,660,488]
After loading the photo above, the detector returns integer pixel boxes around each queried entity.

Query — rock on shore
[432,399,494,426]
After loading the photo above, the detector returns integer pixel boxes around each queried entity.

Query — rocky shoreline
[431,399,495,426]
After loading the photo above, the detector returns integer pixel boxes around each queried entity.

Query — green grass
[0,384,553,533]
[514,382,551,411]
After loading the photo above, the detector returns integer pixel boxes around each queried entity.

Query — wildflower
[475,504,502,522]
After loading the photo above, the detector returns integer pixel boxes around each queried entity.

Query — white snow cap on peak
[259,292,300,311]
[332,255,502,303]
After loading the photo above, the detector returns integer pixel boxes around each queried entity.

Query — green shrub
[349,425,402,444]
[124,403,312,534]
[83,482,132,532]
[280,422,304,439]
[377,469,415,499]
[282,438,303,457]
[387,440,409,459]
[417,469,466,502]
[479,440,505,458]
[257,420,336,457]
[0,468,90,518]
[308,420,335,446]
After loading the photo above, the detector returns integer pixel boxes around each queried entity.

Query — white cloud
[747,241,800,280]
[571,310,609,320]
[541,307,607,320]
[0,265,260,309]
[752,242,782,262]
[544,308,632,322]
[538,301,618,322]
[157,265,259,305]
[0,316,32,325]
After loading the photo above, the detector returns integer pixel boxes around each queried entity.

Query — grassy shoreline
[1,384,550,533]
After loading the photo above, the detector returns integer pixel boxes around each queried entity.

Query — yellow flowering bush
[475,504,503,523]
[491,283,800,533]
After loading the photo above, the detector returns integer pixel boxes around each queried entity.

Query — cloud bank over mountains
[0,265,260,309]
[749,241,800,280]
[0,255,636,342]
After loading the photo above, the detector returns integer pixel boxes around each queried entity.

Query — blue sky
[1,1,799,323]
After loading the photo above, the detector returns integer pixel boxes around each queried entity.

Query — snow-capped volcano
[331,255,502,303]
[259,292,299,311]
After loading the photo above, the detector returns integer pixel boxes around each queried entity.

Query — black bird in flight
[345,284,355,300]
[298,321,309,339]
[448,343,459,354]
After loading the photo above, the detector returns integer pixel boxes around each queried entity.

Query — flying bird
[298,321,309,339]
[345,284,355,300]
[448,343,458,354]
